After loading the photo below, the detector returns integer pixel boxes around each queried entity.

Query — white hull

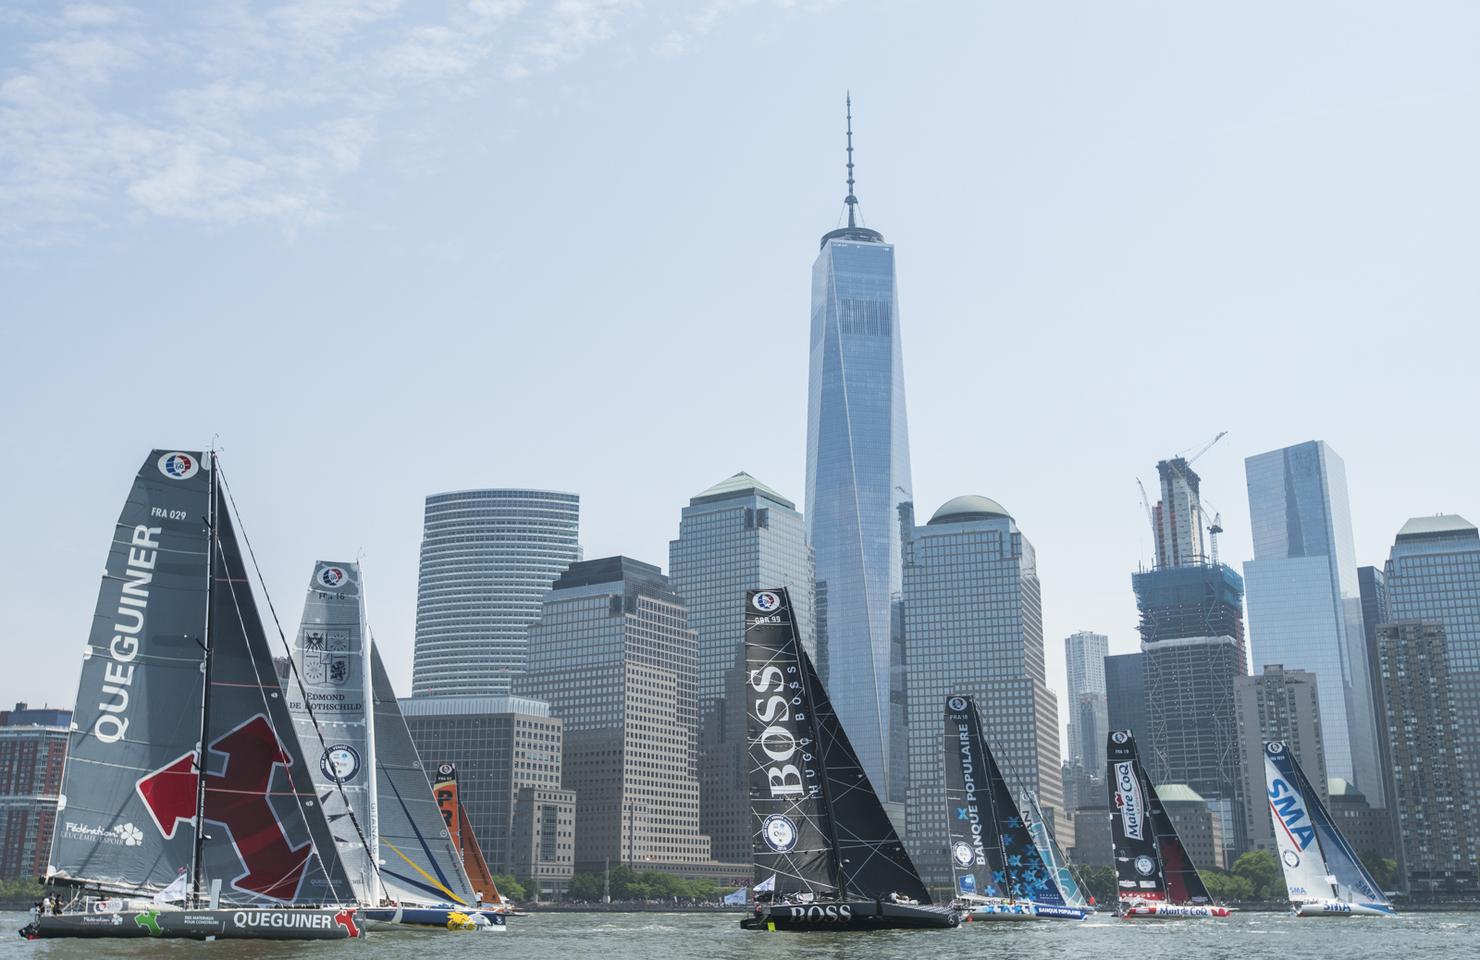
[1120,902,1231,919]
[1294,900,1394,917]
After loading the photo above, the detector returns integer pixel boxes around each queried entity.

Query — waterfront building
[520,557,738,880]
[1233,664,1327,853]
[1158,784,1226,871]
[400,694,574,897]
[1065,631,1110,770]
[1104,652,1146,740]
[668,471,814,865]
[412,489,580,697]
[901,496,1065,887]
[1243,441,1383,803]
[1068,808,1113,869]
[1327,779,1396,863]
[0,704,70,881]
[804,99,913,798]
[1383,515,1480,811]
[1375,620,1477,896]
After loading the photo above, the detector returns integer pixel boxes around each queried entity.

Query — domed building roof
[928,495,1012,525]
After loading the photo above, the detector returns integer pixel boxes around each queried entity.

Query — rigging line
[213,465,383,904]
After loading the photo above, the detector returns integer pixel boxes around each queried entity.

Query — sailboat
[1263,741,1395,917]
[942,695,1091,921]
[1106,729,1231,919]
[281,561,504,932]
[1020,787,1096,914]
[22,451,361,940]
[741,588,958,931]
[433,763,519,913]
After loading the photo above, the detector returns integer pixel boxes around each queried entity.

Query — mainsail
[50,451,212,895]
[1264,741,1389,909]
[745,588,929,903]
[284,561,378,902]
[370,643,477,907]
[941,696,1064,905]
[432,763,501,904]
[1106,729,1211,905]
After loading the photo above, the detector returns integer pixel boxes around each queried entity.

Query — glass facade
[1104,652,1146,740]
[900,498,1064,887]
[667,472,814,865]
[805,231,913,798]
[412,489,580,697]
[1243,441,1383,803]
[1384,515,1480,821]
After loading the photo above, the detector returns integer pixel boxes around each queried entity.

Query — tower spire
[844,92,857,228]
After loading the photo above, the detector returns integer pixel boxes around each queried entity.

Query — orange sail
[433,762,503,905]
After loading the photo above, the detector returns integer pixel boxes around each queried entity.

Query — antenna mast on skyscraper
[845,92,858,228]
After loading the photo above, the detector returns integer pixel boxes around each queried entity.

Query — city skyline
[5,2,1480,761]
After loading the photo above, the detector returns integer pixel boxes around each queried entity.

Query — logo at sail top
[948,696,968,713]
[1266,741,1285,756]
[320,744,361,783]
[752,591,781,613]
[1114,761,1144,840]
[1111,731,1130,745]
[317,566,347,589]
[157,452,198,480]
[762,815,798,853]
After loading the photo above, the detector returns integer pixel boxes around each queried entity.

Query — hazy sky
[4,1,1478,752]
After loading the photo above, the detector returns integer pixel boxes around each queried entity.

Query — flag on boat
[754,875,776,894]
[154,868,189,904]
[722,887,748,905]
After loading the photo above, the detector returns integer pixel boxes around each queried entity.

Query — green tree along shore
[566,866,723,902]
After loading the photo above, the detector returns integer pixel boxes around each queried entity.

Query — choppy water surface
[2,909,1477,959]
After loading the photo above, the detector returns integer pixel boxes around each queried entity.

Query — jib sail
[49,451,213,895]
[746,588,930,903]
[370,642,476,907]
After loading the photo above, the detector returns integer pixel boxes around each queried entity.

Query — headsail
[283,561,378,903]
[746,588,929,903]
[370,642,477,907]
[432,764,501,904]
[1264,741,1389,909]
[49,451,212,896]
[942,696,1063,904]
[200,484,357,906]
[1021,787,1089,908]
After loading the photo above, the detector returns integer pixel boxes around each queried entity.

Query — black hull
[20,908,361,940]
[741,900,959,931]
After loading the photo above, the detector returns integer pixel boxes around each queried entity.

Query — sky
[3,1,1479,754]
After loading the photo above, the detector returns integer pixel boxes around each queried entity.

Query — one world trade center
[805,97,913,799]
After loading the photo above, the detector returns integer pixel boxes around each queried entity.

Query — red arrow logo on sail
[135,714,310,901]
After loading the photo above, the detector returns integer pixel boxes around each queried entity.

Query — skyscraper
[1383,514,1480,811]
[1064,631,1110,769]
[412,489,580,697]
[1233,664,1326,854]
[0,704,70,881]
[1375,621,1477,896]
[519,557,732,878]
[668,471,815,865]
[1243,441,1383,804]
[1131,455,1248,857]
[804,98,913,797]
[901,496,1065,886]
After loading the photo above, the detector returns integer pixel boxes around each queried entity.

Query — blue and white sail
[1263,741,1393,917]
[1020,788,1091,910]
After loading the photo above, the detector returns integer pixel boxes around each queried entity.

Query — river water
[2,909,1476,958]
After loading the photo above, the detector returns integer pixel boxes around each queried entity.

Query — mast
[362,622,380,904]
[190,450,217,907]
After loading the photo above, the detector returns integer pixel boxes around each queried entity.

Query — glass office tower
[412,489,580,697]
[1243,441,1383,803]
[804,197,912,798]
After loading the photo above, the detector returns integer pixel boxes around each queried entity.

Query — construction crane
[1181,430,1228,467]
[1162,430,1229,566]
[1207,511,1224,565]
[1136,478,1158,563]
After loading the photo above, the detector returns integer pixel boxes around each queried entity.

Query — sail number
[151,507,188,521]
